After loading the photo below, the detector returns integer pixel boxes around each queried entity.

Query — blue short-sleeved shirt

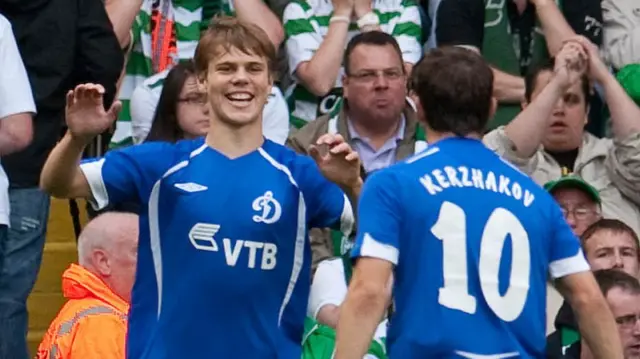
[80,138,354,359]
[351,137,589,358]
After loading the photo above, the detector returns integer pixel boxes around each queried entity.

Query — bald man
[36,212,138,359]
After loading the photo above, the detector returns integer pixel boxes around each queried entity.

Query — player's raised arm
[548,202,624,359]
[335,171,400,359]
[40,84,121,199]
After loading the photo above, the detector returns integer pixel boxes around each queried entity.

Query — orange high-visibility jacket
[36,264,129,359]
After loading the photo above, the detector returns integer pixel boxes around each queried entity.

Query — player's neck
[426,131,483,144]
[205,120,264,159]
[348,116,401,150]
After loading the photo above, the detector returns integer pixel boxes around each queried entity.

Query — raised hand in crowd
[65,84,122,144]
[566,36,610,84]
[331,0,355,17]
[553,41,588,90]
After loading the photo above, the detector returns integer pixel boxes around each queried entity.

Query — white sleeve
[307,258,349,319]
[130,81,160,144]
[0,16,35,118]
[262,87,290,145]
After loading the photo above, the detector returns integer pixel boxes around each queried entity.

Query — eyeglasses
[616,314,640,330]
[559,207,598,221]
[349,69,404,83]
[178,94,207,105]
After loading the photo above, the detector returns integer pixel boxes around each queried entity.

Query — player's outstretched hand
[553,41,588,90]
[309,134,362,189]
[65,83,122,142]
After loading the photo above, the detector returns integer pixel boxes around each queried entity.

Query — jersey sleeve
[307,258,348,318]
[547,201,590,279]
[351,170,402,265]
[295,156,354,236]
[79,142,174,211]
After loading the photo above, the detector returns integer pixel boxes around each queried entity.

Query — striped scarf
[111,0,208,148]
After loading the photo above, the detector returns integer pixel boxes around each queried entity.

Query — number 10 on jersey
[431,201,531,322]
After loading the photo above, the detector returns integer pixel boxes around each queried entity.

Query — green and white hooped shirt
[283,0,423,129]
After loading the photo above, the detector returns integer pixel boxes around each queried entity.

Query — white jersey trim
[80,158,109,211]
[548,249,591,279]
[257,148,307,326]
[359,233,399,265]
[149,143,208,318]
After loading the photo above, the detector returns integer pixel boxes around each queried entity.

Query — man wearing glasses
[287,31,427,273]
[545,175,603,236]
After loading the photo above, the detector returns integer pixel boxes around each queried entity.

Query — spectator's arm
[600,73,640,206]
[284,3,350,96]
[68,315,126,358]
[391,0,423,68]
[0,17,34,155]
[104,0,143,48]
[502,72,566,157]
[76,0,125,109]
[601,0,640,69]
[233,0,284,48]
[436,0,525,103]
[561,0,603,46]
[0,114,33,156]
[308,259,348,329]
[533,0,580,56]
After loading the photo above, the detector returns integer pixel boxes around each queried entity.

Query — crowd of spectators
[0,0,639,357]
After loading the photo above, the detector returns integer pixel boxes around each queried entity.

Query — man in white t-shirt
[129,69,290,145]
[0,14,35,267]
[308,257,388,358]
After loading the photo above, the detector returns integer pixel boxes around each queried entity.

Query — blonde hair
[194,16,277,79]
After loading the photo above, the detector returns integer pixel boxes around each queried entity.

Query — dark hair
[581,218,640,250]
[411,46,494,136]
[145,61,198,143]
[524,57,590,105]
[593,269,640,297]
[195,16,276,79]
[343,31,404,76]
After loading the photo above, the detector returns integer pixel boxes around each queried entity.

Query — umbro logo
[174,182,208,192]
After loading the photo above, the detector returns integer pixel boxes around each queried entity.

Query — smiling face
[202,47,272,128]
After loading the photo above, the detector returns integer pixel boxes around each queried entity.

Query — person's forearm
[504,77,565,157]
[575,296,624,358]
[105,0,143,48]
[335,286,387,359]
[317,304,341,328]
[534,0,576,55]
[492,68,526,103]
[600,75,640,136]
[296,21,350,96]
[0,113,32,156]
[233,0,284,47]
[40,132,90,198]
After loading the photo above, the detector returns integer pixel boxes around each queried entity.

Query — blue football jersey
[79,138,354,359]
[351,137,589,358]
